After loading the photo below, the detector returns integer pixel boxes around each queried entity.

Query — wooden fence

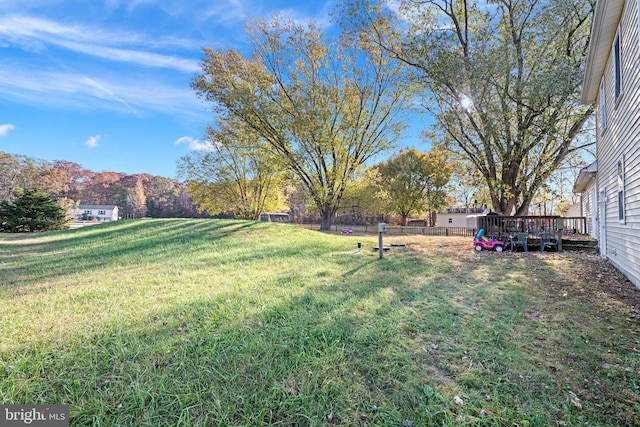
[294,216,588,241]
[294,223,477,237]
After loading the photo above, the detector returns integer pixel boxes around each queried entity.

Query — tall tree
[446,154,489,209]
[342,0,594,215]
[127,178,147,218]
[0,188,69,232]
[192,17,412,230]
[375,148,453,225]
[422,150,455,226]
[340,166,386,216]
[82,172,121,204]
[51,160,91,201]
[34,167,70,199]
[178,119,289,220]
[145,176,180,218]
[0,152,44,201]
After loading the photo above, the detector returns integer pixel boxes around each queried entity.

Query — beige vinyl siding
[581,183,597,237]
[596,0,640,288]
[435,213,469,228]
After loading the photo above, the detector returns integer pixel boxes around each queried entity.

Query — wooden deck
[477,215,597,252]
[478,215,564,240]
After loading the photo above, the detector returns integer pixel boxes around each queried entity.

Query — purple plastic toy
[473,229,507,252]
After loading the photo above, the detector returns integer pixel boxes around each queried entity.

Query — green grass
[1,219,639,426]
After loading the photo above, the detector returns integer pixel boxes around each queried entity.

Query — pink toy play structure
[473,229,507,252]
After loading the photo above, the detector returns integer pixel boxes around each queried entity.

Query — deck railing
[561,217,588,235]
[477,215,588,240]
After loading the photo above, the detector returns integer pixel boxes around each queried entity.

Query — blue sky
[0,0,428,178]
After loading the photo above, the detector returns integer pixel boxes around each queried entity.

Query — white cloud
[0,123,14,136]
[85,135,100,148]
[0,64,205,117]
[202,0,247,24]
[0,15,200,72]
[201,0,334,30]
[275,5,334,29]
[174,136,211,151]
[53,39,200,73]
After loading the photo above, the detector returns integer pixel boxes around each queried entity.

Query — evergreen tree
[0,188,69,232]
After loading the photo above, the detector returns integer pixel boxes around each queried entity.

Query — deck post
[556,217,563,251]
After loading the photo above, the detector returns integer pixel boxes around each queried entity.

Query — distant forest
[0,151,205,219]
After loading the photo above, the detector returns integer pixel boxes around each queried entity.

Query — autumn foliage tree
[374,148,453,226]
[0,152,43,201]
[343,0,594,215]
[178,119,289,220]
[0,152,198,218]
[192,17,412,230]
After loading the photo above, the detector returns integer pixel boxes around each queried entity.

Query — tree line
[0,151,200,219]
[181,0,594,230]
[179,146,456,226]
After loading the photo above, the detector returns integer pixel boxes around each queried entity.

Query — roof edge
[573,161,598,193]
[581,0,625,104]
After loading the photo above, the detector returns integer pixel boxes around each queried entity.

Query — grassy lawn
[1,219,639,426]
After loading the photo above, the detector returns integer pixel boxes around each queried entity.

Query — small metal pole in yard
[378,223,386,259]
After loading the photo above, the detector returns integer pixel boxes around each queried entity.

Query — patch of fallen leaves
[553,252,640,314]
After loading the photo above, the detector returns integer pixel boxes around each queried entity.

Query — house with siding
[75,205,119,222]
[435,207,486,228]
[572,161,598,238]
[581,0,640,287]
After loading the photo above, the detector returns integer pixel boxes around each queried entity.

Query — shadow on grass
[2,231,639,426]
[2,254,459,426]
[0,219,306,288]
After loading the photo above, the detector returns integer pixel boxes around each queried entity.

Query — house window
[448,218,453,224]
[84,210,91,214]
[598,78,606,132]
[617,156,625,224]
[98,210,106,215]
[613,29,623,103]
[585,191,591,213]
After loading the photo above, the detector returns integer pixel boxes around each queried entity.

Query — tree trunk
[319,208,336,231]
[400,213,408,226]
[427,211,437,227]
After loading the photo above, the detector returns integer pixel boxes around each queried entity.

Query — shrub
[0,188,69,232]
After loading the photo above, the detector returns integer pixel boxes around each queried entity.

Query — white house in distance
[75,205,119,222]
[581,0,640,287]
[435,207,486,228]
[572,161,598,238]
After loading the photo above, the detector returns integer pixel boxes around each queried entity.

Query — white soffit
[581,0,625,104]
